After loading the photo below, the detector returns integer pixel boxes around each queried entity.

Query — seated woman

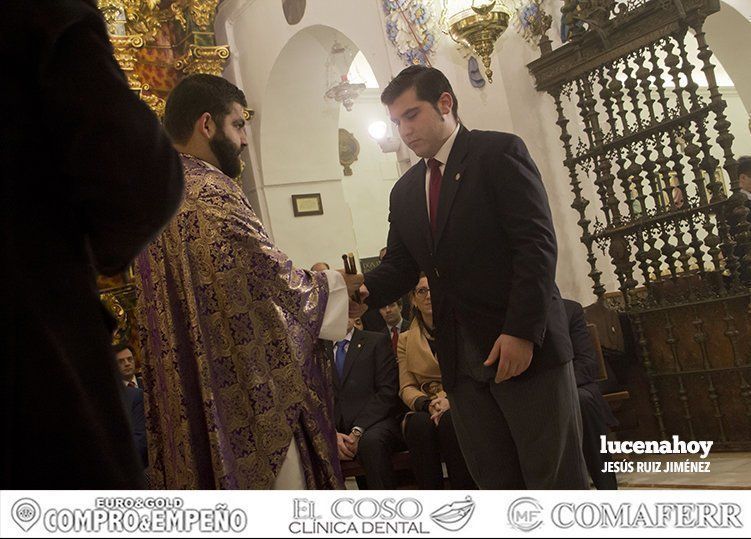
[397,274,476,490]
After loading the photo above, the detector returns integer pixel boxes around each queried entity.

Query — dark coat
[1,0,183,487]
[324,329,400,433]
[562,299,618,428]
[364,126,572,388]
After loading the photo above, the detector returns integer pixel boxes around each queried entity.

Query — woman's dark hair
[409,272,433,336]
[163,74,247,144]
[381,65,458,121]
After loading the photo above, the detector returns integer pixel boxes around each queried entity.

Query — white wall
[215,0,750,302]
[338,90,400,260]
[216,0,400,270]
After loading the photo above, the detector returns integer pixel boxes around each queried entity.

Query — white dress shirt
[423,123,461,217]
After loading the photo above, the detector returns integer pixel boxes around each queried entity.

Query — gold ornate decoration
[101,291,129,344]
[98,0,163,42]
[140,84,167,118]
[440,1,513,83]
[174,44,231,76]
[109,34,145,88]
[338,128,360,176]
[189,0,220,30]
[171,1,189,31]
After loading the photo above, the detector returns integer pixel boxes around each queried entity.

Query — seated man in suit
[380,299,410,354]
[563,298,619,490]
[326,318,403,489]
[123,386,147,468]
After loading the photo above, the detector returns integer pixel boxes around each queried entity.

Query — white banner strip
[2,489,749,538]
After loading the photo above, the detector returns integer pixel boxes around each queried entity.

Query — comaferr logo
[508,497,543,532]
[430,497,475,532]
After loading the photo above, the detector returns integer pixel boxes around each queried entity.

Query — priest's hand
[483,333,533,383]
[337,432,356,461]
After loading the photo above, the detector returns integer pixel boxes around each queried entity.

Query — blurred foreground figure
[1,0,184,487]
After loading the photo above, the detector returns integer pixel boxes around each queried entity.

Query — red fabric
[428,158,442,236]
[391,326,399,353]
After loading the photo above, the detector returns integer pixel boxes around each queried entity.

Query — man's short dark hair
[381,65,458,120]
[164,74,247,144]
[112,343,133,355]
[738,156,751,177]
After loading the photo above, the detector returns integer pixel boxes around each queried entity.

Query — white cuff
[319,270,348,341]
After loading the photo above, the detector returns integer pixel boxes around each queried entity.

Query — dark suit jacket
[364,126,572,388]
[123,386,147,467]
[324,329,400,433]
[563,299,618,428]
[1,0,183,488]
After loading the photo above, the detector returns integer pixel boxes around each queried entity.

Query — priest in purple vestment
[134,74,364,489]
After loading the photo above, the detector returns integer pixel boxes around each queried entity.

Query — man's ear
[438,92,453,116]
[195,112,215,139]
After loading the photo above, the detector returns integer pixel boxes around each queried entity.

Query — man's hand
[344,433,360,457]
[483,333,534,383]
[337,270,365,298]
[336,432,356,461]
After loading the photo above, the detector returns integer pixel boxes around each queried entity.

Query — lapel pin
[454,173,461,181]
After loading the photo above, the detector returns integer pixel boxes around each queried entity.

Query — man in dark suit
[360,66,588,489]
[1,0,184,488]
[325,319,403,489]
[380,299,410,354]
[563,299,618,490]
[114,344,143,389]
[123,386,148,468]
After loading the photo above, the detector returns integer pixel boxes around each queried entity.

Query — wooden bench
[587,323,637,431]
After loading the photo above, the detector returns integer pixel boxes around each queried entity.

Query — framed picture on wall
[292,193,323,216]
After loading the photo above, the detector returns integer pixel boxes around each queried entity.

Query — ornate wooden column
[95,0,230,350]
[528,0,751,449]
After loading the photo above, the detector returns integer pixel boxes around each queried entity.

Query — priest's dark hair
[164,74,247,144]
[380,65,459,121]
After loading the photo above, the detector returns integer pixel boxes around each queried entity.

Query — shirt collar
[424,123,460,168]
[387,317,403,333]
[742,188,751,201]
[342,327,355,343]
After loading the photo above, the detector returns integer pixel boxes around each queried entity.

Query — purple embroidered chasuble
[134,154,343,489]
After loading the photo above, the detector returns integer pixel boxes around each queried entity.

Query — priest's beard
[209,129,243,178]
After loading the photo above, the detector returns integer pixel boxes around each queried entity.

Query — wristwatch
[351,426,364,438]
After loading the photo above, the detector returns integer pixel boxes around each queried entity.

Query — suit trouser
[578,387,618,490]
[354,417,404,490]
[447,326,589,489]
[404,410,477,490]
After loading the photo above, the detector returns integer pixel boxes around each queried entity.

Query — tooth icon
[12,498,41,532]
[430,496,475,532]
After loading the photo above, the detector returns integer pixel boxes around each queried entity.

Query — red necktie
[428,158,442,236]
[391,327,399,353]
